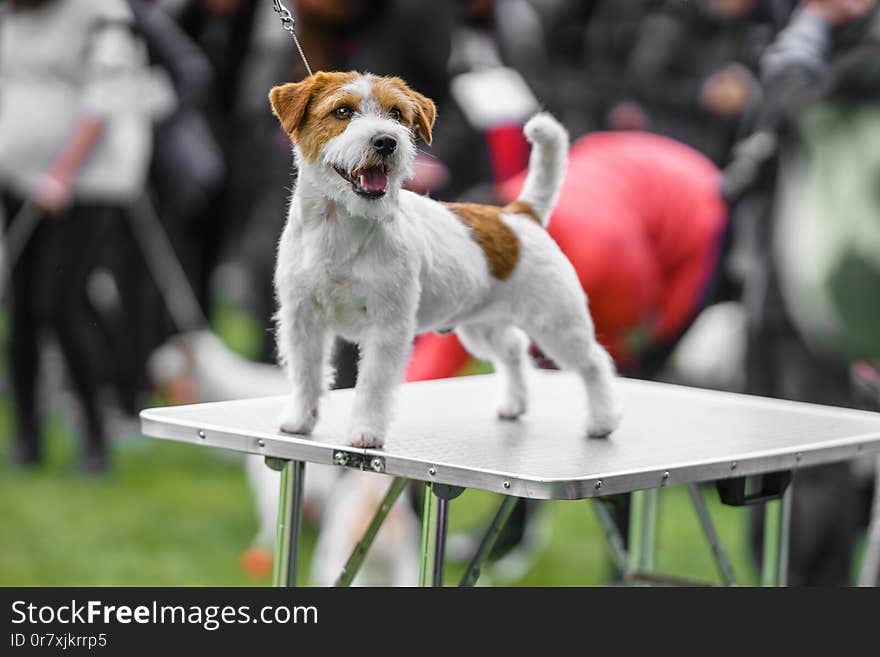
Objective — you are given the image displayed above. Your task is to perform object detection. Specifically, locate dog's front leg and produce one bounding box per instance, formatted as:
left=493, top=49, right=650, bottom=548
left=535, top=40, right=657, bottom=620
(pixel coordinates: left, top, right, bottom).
left=347, top=321, right=415, bottom=448
left=277, top=302, right=328, bottom=435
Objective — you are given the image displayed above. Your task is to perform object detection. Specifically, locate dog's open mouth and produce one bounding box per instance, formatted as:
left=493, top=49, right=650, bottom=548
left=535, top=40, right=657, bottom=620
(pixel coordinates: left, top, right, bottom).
left=334, top=165, right=388, bottom=199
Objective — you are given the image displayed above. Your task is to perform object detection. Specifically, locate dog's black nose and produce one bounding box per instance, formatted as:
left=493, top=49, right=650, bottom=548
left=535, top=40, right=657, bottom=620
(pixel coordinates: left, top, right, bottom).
left=372, top=134, right=397, bottom=157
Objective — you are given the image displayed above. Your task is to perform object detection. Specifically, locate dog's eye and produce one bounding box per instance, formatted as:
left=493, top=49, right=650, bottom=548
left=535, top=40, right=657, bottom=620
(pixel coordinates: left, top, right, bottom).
left=388, top=108, right=402, bottom=122
left=333, top=106, right=353, bottom=120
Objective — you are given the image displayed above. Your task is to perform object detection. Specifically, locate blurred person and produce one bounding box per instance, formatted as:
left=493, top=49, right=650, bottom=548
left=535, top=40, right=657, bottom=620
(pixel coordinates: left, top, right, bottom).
left=0, top=0, right=153, bottom=471
left=531, top=0, right=670, bottom=139
left=445, top=0, right=557, bottom=196
left=144, top=2, right=287, bottom=364
left=168, top=0, right=253, bottom=292
left=86, top=0, right=221, bottom=417
left=454, top=0, right=554, bottom=98
left=549, top=0, right=653, bottom=139
left=723, top=0, right=879, bottom=585
left=617, top=0, right=779, bottom=165
left=134, top=0, right=221, bottom=297
left=175, top=0, right=262, bottom=141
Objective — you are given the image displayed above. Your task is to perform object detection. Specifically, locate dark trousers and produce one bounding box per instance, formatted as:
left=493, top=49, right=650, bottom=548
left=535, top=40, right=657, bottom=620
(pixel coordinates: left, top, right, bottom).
left=3, top=193, right=113, bottom=461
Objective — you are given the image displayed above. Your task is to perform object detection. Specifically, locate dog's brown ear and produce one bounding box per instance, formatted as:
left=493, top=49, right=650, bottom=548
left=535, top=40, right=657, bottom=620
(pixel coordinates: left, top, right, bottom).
left=269, top=78, right=315, bottom=140
left=408, top=89, right=436, bottom=146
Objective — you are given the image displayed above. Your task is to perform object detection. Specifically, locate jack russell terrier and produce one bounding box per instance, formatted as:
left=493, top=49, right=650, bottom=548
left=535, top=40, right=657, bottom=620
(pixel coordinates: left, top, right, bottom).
left=269, top=71, right=622, bottom=448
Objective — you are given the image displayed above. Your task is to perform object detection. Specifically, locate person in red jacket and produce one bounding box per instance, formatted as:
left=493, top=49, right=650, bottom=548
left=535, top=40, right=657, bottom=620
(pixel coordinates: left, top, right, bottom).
left=406, top=130, right=728, bottom=382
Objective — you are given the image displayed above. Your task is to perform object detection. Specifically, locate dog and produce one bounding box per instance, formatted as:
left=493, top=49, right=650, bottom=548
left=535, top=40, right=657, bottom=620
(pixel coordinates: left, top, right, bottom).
left=269, top=71, right=622, bottom=447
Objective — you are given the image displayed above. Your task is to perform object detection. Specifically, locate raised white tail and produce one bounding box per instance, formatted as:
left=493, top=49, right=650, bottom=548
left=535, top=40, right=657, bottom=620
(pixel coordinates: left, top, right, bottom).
left=517, top=113, right=569, bottom=226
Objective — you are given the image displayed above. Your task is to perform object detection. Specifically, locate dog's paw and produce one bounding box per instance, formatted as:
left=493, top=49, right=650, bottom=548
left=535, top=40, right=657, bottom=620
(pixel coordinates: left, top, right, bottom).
left=497, top=396, right=527, bottom=421
left=587, top=403, right=623, bottom=438
left=347, top=426, right=385, bottom=449
left=278, top=403, right=318, bottom=435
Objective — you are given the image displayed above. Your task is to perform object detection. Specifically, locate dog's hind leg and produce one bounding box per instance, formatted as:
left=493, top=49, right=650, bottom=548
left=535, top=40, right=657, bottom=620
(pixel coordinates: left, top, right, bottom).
left=526, top=307, right=622, bottom=437
left=456, top=323, right=530, bottom=420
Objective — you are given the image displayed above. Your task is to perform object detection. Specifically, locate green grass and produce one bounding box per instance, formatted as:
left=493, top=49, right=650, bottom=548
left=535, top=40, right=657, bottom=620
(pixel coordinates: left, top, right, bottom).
left=210, top=299, right=266, bottom=362
left=0, top=418, right=271, bottom=586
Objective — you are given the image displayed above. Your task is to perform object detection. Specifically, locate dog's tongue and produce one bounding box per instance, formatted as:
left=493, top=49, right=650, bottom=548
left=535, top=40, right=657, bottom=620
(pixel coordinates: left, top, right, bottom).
left=357, top=167, right=387, bottom=193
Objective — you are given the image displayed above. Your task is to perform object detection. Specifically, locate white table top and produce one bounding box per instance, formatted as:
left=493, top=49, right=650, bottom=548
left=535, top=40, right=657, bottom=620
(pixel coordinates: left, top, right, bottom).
left=140, top=371, right=880, bottom=499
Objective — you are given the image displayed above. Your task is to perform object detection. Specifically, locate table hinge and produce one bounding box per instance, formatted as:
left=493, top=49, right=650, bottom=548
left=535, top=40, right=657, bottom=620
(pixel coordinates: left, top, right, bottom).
left=332, top=450, right=386, bottom=473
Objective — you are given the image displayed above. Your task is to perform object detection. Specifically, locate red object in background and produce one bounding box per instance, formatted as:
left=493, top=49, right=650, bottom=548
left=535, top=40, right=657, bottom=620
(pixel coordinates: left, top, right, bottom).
left=406, top=333, right=470, bottom=381
left=485, top=122, right=531, bottom=184
left=510, top=131, right=726, bottom=364
left=240, top=546, right=273, bottom=579
left=405, top=131, right=727, bottom=380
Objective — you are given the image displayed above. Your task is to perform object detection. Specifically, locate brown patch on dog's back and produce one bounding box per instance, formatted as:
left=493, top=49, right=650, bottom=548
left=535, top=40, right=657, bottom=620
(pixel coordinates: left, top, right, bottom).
left=444, top=203, right=521, bottom=280
left=502, top=200, right=541, bottom=225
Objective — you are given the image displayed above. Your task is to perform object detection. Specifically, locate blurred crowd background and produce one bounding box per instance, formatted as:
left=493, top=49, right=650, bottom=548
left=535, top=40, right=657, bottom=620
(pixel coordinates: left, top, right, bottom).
left=1, top=0, right=879, bottom=586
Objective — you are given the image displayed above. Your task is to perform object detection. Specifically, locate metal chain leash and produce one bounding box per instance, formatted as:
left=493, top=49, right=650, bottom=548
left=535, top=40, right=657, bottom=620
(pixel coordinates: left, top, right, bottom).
left=272, top=0, right=313, bottom=76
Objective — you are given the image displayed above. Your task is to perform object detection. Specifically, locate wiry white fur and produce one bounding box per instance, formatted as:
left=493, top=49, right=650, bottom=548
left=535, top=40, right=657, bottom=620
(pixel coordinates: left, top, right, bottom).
left=276, top=74, right=621, bottom=447
left=519, top=112, right=569, bottom=225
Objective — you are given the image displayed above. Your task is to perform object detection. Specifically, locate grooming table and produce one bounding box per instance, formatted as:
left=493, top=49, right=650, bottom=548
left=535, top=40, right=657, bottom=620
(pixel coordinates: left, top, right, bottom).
left=140, top=371, right=880, bottom=587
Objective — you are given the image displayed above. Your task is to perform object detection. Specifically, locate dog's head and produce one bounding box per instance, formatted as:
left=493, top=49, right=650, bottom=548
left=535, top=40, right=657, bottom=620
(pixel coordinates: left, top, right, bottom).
left=269, top=71, right=436, bottom=215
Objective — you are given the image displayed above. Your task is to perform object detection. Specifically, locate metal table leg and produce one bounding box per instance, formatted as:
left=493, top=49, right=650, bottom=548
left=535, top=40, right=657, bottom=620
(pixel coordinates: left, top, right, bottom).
left=857, top=455, right=880, bottom=587
left=460, top=495, right=519, bottom=587
left=594, top=493, right=719, bottom=586
left=686, top=484, right=737, bottom=586
left=433, top=496, right=450, bottom=586
left=270, top=459, right=306, bottom=587
left=628, top=489, right=659, bottom=576
left=591, top=498, right=628, bottom=576
left=335, top=477, right=408, bottom=587
left=760, top=483, right=792, bottom=587
left=419, top=482, right=437, bottom=587
left=418, top=482, right=451, bottom=587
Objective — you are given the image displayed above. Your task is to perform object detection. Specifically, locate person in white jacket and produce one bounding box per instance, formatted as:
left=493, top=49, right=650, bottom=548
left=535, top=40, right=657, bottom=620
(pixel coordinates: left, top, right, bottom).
left=0, top=0, right=152, bottom=471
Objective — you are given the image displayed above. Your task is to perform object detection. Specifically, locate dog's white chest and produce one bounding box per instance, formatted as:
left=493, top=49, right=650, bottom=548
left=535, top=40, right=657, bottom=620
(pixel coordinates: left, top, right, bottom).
left=310, top=275, right=370, bottom=328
